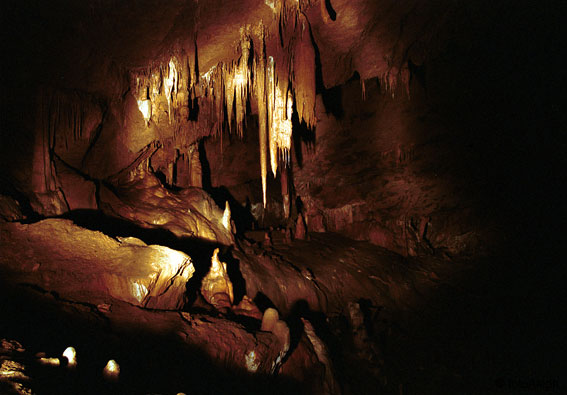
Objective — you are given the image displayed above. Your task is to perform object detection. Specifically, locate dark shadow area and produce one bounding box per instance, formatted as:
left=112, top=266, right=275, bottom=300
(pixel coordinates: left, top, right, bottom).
left=286, top=300, right=342, bottom=370
left=0, top=280, right=305, bottom=395
left=408, top=59, right=426, bottom=91
left=219, top=247, right=247, bottom=305
left=291, top=101, right=316, bottom=168
left=357, top=298, right=382, bottom=338
left=207, top=185, right=257, bottom=235
left=324, top=0, right=337, bottom=21
left=188, top=40, right=200, bottom=121
left=311, top=22, right=344, bottom=120
left=0, top=177, right=43, bottom=223
left=198, top=139, right=212, bottom=191
left=198, top=134, right=258, bottom=234
left=379, top=254, right=566, bottom=394
left=152, top=169, right=183, bottom=192
left=252, top=292, right=276, bottom=313
left=188, top=97, right=200, bottom=121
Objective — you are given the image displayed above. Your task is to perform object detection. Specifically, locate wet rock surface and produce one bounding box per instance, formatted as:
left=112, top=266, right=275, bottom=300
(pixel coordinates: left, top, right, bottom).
left=0, top=219, right=194, bottom=309
left=99, top=172, right=234, bottom=246
left=0, top=215, right=565, bottom=394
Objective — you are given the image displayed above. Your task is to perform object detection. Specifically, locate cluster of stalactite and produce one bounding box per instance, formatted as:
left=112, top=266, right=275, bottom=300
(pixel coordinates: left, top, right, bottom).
left=130, top=0, right=317, bottom=208
left=132, top=53, right=197, bottom=127
left=32, top=88, right=102, bottom=194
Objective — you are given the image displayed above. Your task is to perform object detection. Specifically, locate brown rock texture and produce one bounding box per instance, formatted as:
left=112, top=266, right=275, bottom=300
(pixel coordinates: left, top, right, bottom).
left=0, top=219, right=194, bottom=309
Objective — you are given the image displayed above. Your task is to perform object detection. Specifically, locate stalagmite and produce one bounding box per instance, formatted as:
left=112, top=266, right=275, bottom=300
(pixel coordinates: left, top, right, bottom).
left=103, top=359, right=120, bottom=380
left=222, top=201, right=231, bottom=231
left=62, top=347, right=77, bottom=368
left=272, top=320, right=290, bottom=355
left=200, top=248, right=234, bottom=307
left=261, top=307, right=279, bottom=331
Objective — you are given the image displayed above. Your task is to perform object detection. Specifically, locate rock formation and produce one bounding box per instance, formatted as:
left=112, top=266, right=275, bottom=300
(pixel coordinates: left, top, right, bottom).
left=200, top=248, right=234, bottom=309
left=0, top=0, right=562, bottom=393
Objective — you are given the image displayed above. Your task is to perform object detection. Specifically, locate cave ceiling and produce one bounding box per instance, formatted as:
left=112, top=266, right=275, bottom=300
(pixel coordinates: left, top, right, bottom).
left=7, top=0, right=452, bottom=93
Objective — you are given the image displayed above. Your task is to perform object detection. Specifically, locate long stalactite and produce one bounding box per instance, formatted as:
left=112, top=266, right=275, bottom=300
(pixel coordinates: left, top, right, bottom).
left=128, top=0, right=317, bottom=207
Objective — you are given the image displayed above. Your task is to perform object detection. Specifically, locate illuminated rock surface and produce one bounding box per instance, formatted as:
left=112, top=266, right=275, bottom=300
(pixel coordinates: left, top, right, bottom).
left=200, top=248, right=234, bottom=308
left=0, top=219, right=194, bottom=309
left=99, top=170, right=234, bottom=246
left=0, top=0, right=564, bottom=394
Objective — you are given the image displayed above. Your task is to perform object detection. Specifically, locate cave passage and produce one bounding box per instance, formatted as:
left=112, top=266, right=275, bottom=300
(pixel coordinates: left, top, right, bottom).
left=1, top=0, right=564, bottom=394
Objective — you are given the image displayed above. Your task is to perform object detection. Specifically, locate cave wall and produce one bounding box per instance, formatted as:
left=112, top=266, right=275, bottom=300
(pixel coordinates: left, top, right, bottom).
left=1, top=0, right=564, bottom=258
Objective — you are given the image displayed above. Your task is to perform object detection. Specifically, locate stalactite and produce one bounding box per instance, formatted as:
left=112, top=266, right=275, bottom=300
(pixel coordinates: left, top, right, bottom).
left=220, top=34, right=251, bottom=138
left=235, top=35, right=251, bottom=138
left=267, top=56, right=278, bottom=177
left=125, top=1, right=320, bottom=209
left=255, top=34, right=269, bottom=208
left=212, top=66, right=225, bottom=136
left=163, top=58, right=179, bottom=124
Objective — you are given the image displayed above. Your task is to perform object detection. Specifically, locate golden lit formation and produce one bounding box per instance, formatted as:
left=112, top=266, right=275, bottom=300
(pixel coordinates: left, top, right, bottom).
left=103, top=359, right=120, bottom=379
left=130, top=0, right=315, bottom=208
left=245, top=350, right=259, bottom=373
left=201, top=248, right=234, bottom=307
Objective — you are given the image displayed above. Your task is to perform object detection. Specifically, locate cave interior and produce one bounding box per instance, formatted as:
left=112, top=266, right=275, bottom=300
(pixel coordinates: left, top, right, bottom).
left=0, top=0, right=565, bottom=394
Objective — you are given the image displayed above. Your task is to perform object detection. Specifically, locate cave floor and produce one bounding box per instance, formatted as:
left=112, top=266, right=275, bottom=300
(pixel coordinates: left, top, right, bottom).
left=1, top=218, right=564, bottom=394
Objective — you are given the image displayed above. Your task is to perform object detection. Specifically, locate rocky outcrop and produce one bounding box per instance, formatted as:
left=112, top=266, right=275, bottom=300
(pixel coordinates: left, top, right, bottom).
left=0, top=219, right=194, bottom=309
left=236, top=232, right=418, bottom=315
left=99, top=170, right=234, bottom=246
left=0, top=195, right=24, bottom=222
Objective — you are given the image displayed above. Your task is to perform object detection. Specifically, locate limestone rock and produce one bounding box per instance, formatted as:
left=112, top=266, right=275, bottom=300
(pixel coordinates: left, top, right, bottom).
left=280, top=333, right=326, bottom=393
left=0, top=219, right=194, bottom=310
left=29, top=190, right=69, bottom=217
left=55, top=158, right=97, bottom=210
left=0, top=195, right=24, bottom=222
left=99, top=172, right=234, bottom=246
left=200, top=248, right=234, bottom=308
left=302, top=318, right=341, bottom=395
left=232, top=295, right=262, bottom=320
left=295, top=213, right=307, bottom=240
left=104, top=242, right=195, bottom=310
